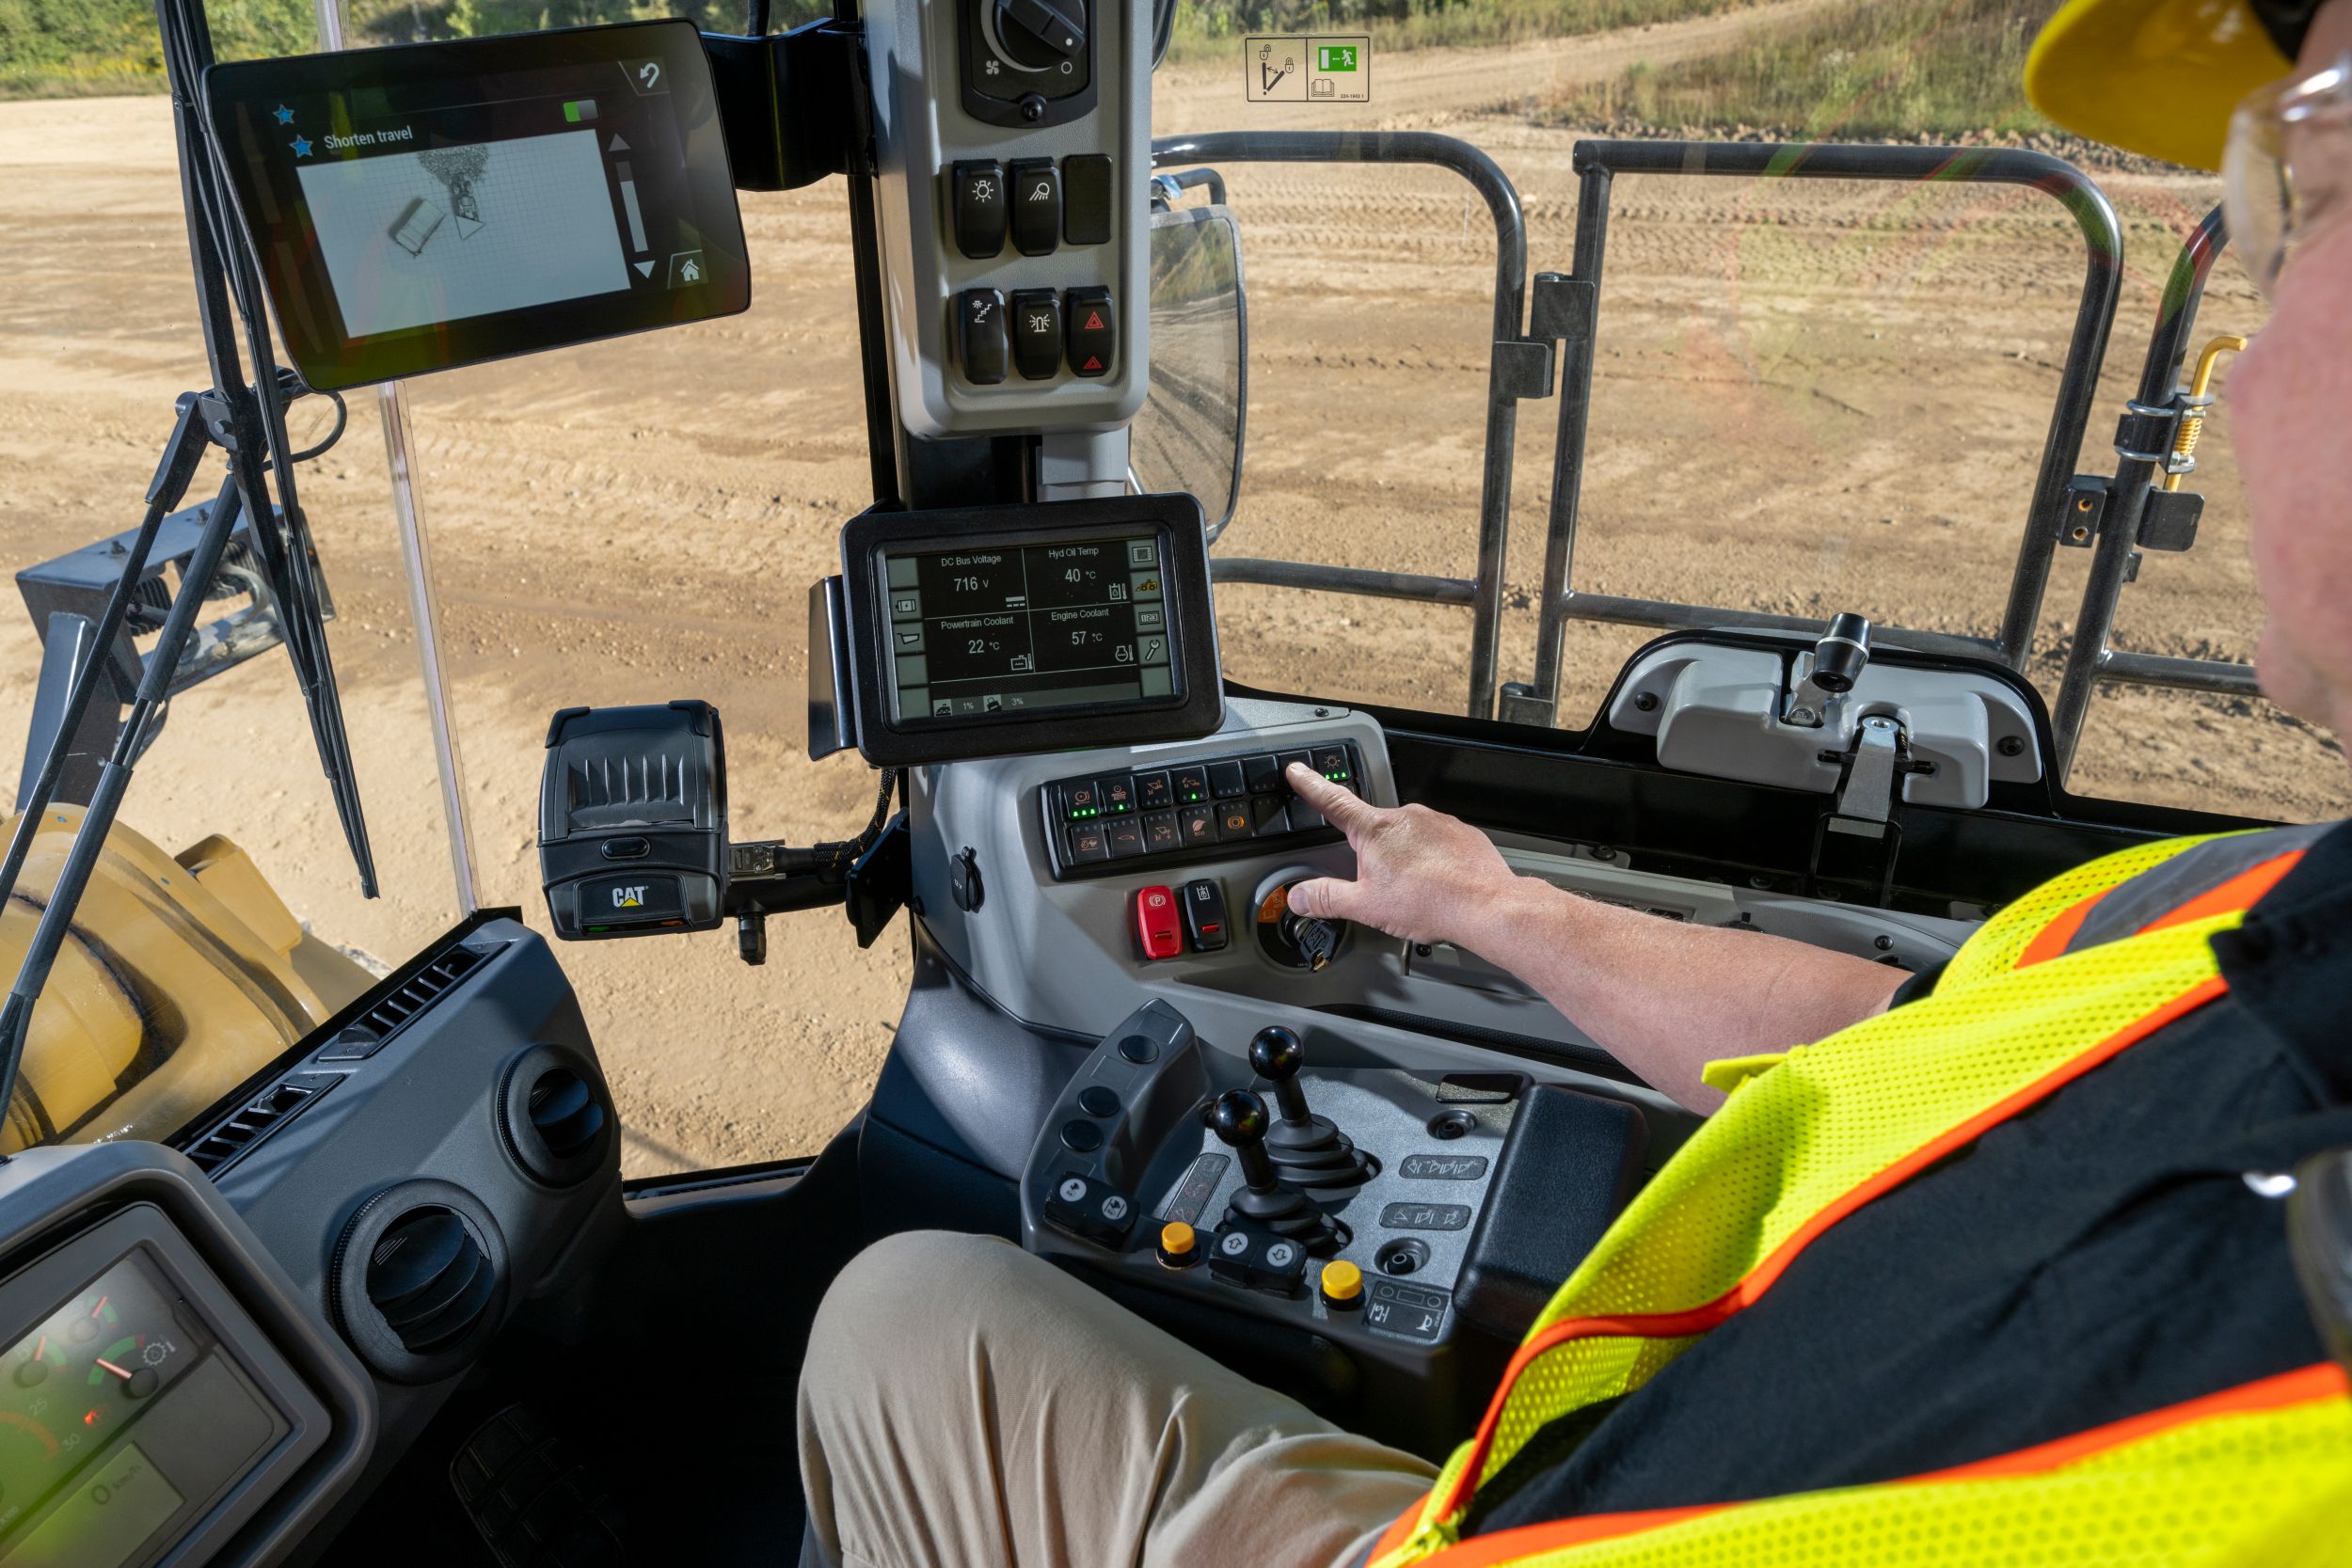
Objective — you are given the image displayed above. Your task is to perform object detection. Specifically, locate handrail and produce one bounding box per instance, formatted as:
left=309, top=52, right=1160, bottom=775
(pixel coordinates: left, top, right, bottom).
left=2048, top=207, right=2254, bottom=780
left=1510, top=139, right=2125, bottom=726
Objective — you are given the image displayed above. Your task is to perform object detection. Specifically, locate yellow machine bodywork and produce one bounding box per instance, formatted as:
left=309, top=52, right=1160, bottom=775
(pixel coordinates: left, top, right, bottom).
left=0, top=805, right=374, bottom=1152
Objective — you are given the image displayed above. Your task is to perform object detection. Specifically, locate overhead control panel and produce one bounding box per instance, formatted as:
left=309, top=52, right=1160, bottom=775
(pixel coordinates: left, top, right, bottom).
left=863, top=0, right=1149, bottom=436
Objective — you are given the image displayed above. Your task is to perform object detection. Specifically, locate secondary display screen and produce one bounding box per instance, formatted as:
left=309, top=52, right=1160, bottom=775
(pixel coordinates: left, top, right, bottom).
left=882, top=529, right=1178, bottom=722
left=204, top=21, right=748, bottom=390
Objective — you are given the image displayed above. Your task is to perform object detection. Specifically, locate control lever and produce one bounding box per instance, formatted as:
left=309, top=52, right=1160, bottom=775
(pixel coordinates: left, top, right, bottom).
left=1208, top=1090, right=1340, bottom=1251
left=1249, top=1027, right=1372, bottom=1188
left=1785, top=611, right=1873, bottom=728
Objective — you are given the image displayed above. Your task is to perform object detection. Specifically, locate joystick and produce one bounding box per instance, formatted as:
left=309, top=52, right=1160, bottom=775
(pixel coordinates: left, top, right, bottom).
left=1249, top=1027, right=1372, bottom=1188
left=1208, top=1090, right=1341, bottom=1252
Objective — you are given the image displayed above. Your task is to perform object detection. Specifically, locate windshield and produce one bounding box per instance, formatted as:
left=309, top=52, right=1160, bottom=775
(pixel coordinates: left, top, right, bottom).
left=5, top=0, right=2343, bottom=1175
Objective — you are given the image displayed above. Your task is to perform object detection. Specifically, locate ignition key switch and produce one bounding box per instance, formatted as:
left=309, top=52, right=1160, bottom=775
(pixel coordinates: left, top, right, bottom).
left=1253, top=877, right=1345, bottom=972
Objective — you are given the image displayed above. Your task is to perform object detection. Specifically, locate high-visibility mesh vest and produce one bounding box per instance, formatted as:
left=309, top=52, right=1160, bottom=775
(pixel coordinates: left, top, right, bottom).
left=1371, top=827, right=2352, bottom=1568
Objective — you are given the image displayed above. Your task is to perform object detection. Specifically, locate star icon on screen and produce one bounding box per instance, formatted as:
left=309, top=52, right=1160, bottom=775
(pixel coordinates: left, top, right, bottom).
left=273, top=104, right=294, bottom=124
left=290, top=135, right=312, bottom=156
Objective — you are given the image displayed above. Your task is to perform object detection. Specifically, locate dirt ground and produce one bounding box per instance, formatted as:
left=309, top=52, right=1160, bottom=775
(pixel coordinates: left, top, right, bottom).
left=2, top=0, right=2344, bottom=1176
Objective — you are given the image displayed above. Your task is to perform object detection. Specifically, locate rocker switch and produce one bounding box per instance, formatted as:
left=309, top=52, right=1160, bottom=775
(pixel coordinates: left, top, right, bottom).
left=1009, top=160, right=1061, bottom=256
left=951, top=161, right=1008, bottom=259
left=1010, top=289, right=1062, bottom=380
left=1135, top=885, right=1183, bottom=960
left=957, top=290, right=1009, bottom=385
left=1182, top=879, right=1228, bottom=952
left=1067, top=286, right=1116, bottom=377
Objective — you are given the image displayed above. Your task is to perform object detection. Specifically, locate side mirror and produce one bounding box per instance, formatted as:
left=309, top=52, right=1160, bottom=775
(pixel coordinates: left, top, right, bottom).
left=1132, top=198, right=1248, bottom=540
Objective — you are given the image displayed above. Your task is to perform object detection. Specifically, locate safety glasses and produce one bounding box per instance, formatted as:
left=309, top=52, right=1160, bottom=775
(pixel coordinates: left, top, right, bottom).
left=2225, top=50, right=2352, bottom=294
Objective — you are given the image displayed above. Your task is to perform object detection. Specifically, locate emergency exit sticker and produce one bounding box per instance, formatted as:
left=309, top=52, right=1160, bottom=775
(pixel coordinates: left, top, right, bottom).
left=1244, top=35, right=1371, bottom=103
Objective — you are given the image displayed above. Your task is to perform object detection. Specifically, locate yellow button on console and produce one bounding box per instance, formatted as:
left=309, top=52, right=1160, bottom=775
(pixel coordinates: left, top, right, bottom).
left=1320, top=1259, right=1363, bottom=1307
left=1157, top=1222, right=1199, bottom=1268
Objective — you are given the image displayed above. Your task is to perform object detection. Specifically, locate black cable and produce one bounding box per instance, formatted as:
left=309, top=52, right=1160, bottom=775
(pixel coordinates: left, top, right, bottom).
left=285, top=389, right=348, bottom=465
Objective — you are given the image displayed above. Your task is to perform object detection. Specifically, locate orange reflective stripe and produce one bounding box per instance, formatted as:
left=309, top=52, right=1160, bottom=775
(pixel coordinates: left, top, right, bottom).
left=1411, top=1364, right=2351, bottom=1565
left=1428, top=970, right=2231, bottom=1524
left=1915, top=1361, right=2348, bottom=1481
left=2137, top=848, right=2304, bottom=935
left=2013, top=886, right=2106, bottom=968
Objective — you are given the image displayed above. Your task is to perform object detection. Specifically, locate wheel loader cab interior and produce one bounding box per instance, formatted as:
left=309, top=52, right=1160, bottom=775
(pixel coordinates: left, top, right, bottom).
left=0, top=4, right=2328, bottom=1568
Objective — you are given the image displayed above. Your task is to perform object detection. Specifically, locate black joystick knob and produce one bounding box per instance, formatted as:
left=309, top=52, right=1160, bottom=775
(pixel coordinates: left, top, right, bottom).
left=1811, top=612, right=1873, bottom=694
left=1249, top=1026, right=1310, bottom=1122
left=1210, top=1089, right=1279, bottom=1195
left=1248, top=1027, right=1374, bottom=1189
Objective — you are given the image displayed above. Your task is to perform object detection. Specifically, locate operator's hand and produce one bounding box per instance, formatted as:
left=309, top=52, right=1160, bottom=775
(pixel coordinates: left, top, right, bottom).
left=1282, top=763, right=1518, bottom=947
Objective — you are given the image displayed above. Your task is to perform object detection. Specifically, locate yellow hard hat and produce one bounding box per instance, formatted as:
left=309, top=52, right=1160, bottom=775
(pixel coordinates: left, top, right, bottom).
left=2026, top=0, right=2311, bottom=169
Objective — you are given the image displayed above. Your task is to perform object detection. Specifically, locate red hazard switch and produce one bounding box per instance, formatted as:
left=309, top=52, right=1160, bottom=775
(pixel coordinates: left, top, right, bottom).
left=1135, top=884, right=1183, bottom=959
left=1066, top=286, right=1116, bottom=378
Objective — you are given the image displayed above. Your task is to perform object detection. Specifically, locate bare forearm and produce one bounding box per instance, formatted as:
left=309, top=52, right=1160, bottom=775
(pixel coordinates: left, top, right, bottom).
left=1465, top=878, right=1908, bottom=1114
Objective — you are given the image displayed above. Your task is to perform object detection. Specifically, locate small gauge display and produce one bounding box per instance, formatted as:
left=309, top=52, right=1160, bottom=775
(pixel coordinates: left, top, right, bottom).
left=0, top=1252, right=213, bottom=1541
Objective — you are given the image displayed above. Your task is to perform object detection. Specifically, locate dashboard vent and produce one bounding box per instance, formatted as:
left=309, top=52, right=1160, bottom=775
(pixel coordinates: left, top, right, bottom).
left=529, top=1069, right=605, bottom=1161
left=183, top=1074, right=335, bottom=1176
left=366, top=1207, right=498, bottom=1355
left=497, top=1044, right=615, bottom=1186
left=321, top=943, right=492, bottom=1060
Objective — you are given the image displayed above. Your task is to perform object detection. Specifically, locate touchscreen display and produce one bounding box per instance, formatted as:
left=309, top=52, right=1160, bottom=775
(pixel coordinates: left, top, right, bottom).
left=882, top=529, right=1179, bottom=722
left=204, top=21, right=747, bottom=390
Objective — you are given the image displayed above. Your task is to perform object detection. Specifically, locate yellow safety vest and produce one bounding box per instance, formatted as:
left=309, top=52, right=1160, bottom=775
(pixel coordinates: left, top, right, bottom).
left=1371, top=829, right=2352, bottom=1568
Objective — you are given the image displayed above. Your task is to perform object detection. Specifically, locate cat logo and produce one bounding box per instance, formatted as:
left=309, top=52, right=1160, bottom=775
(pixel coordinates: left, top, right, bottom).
left=612, top=886, right=647, bottom=909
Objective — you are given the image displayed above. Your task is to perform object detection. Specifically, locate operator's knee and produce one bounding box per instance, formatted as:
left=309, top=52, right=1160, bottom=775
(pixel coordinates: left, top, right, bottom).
left=803, top=1229, right=1026, bottom=1408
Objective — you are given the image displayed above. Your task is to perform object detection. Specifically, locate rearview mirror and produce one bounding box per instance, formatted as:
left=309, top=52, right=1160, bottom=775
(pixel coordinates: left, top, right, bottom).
left=1132, top=201, right=1248, bottom=540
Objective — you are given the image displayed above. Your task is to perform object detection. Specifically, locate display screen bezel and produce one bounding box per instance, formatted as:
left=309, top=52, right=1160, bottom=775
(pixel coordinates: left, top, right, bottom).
left=201, top=19, right=749, bottom=392
left=839, top=496, right=1224, bottom=766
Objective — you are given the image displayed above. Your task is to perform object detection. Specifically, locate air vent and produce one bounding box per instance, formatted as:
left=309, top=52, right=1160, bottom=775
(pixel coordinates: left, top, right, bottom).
left=320, top=943, right=492, bottom=1061
left=529, top=1069, right=604, bottom=1160
left=497, top=1044, right=614, bottom=1186
left=367, top=1207, right=498, bottom=1355
left=183, top=1074, right=335, bottom=1176
left=333, top=1179, right=508, bottom=1384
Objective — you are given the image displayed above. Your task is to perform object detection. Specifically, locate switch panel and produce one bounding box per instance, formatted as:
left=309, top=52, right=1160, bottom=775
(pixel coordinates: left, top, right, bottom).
left=861, top=0, right=1148, bottom=436
left=1042, top=743, right=1363, bottom=879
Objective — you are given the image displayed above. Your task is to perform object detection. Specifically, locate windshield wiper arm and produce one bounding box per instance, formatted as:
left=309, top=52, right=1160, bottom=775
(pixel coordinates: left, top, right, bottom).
left=0, top=474, right=250, bottom=1128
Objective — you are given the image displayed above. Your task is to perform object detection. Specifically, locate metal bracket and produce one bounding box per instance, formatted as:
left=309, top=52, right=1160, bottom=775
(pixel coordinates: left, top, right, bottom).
left=2058, top=475, right=2109, bottom=547
left=1497, top=680, right=1553, bottom=727
left=1529, top=273, right=1597, bottom=346
left=2113, top=399, right=2184, bottom=467
left=1830, top=715, right=1904, bottom=826
left=2137, top=487, right=2202, bottom=552
left=702, top=19, right=865, bottom=191
left=1807, top=714, right=1908, bottom=906
left=1492, top=339, right=1556, bottom=401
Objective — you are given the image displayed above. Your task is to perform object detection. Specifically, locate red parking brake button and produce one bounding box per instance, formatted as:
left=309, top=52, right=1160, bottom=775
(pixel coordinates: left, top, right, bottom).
left=1135, top=885, right=1183, bottom=960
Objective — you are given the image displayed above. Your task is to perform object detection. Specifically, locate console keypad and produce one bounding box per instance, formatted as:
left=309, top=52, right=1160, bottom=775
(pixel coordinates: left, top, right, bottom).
left=1044, top=742, right=1362, bottom=878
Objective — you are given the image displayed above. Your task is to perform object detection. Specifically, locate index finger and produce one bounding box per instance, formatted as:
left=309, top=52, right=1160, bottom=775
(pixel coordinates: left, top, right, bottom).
left=1286, top=762, right=1378, bottom=836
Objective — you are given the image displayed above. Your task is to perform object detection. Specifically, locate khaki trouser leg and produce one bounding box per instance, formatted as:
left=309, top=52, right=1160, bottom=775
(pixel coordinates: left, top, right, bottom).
left=798, top=1230, right=1438, bottom=1568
